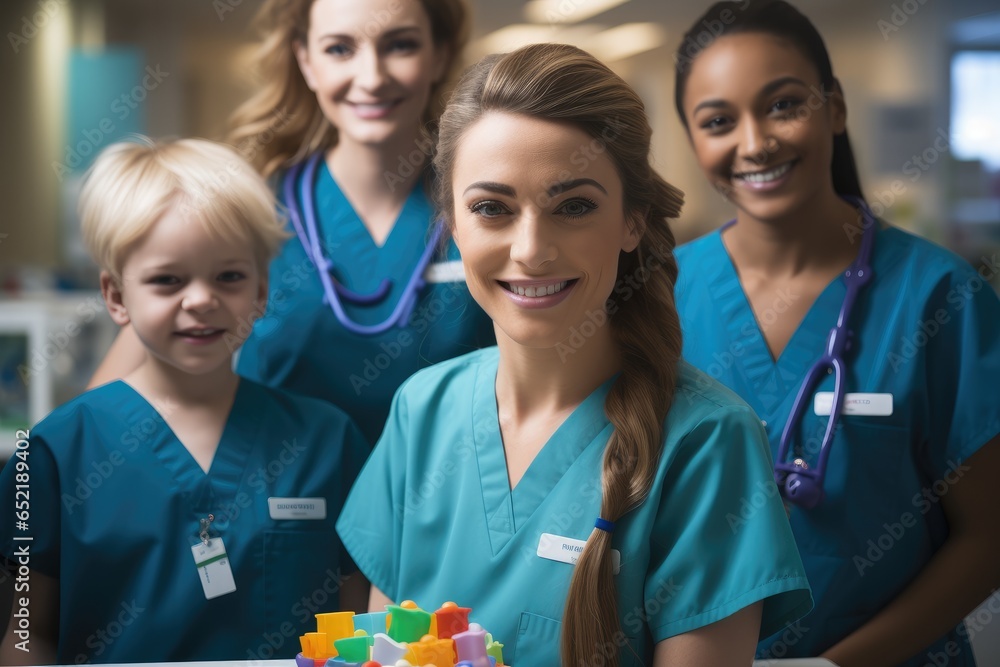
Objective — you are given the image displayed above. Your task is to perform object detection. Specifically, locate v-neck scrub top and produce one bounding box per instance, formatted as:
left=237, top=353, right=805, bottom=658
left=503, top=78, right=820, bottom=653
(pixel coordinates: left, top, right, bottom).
left=675, top=225, right=1000, bottom=665
left=238, top=163, right=495, bottom=445
left=336, top=348, right=812, bottom=667
left=0, top=379, right=368, bottom=664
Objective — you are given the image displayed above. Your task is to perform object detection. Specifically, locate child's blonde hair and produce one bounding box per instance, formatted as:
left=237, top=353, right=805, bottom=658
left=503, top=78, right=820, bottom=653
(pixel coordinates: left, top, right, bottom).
left=80, top=136, right=289, bottom=284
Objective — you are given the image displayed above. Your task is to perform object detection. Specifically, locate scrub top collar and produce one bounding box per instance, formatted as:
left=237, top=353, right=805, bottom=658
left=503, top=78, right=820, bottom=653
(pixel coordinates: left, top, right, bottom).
left=111, top=379, right=257, bottom=513
left=704, top=224, right=892, bottom=417
left=472, top=359, right=618, bottom=555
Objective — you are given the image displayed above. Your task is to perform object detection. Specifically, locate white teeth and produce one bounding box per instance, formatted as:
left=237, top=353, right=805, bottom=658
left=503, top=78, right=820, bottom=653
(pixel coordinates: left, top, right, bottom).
left=737, top=162, right=792, bottom=183
left=510, top=281, right=568, bottom=297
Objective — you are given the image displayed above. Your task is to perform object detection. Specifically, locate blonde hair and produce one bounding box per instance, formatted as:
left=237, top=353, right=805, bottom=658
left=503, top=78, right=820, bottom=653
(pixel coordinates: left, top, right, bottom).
left=79, top=136, right=289, bottom=284
left=226, top=0, right=470, bottom=178
left=433, top=43, right=685, bottom=666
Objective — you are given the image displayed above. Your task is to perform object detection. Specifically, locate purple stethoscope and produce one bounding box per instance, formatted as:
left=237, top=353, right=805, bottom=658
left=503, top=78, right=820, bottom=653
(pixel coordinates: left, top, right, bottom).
left=729, top=196, right=877, bottom=509
left=282, top=152, right=445, bottom=336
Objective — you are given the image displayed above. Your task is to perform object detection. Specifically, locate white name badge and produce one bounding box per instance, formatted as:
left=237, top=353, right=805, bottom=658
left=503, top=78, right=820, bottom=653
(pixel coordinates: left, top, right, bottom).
left=423, top=260, right=466, bottom=284
left=537, top=533, right=621, bottom=574
left=268, top=497, right=327, bottom=520
left=191, top=538, right=237, bottom=600
left=814, top=392, right=893, bottom=417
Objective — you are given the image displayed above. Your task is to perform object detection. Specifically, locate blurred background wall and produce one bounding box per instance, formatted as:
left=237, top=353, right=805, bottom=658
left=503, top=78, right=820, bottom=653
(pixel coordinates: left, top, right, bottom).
left=0, top=0, right=999, bottom=661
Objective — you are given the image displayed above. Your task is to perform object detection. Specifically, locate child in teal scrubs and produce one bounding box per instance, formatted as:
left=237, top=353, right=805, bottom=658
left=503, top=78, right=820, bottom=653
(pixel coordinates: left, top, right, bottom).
left=672, top=2, right=1000, bottom=665
left=336, top=43, right=812, bottom=667
left=0, top=138, right=369, bottom=664
left=90, top=0, right=494, bottom=445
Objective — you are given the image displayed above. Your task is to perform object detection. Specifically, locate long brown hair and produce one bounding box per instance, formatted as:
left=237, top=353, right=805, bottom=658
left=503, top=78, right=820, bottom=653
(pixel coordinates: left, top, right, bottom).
left=433, top=43, right=684, bottom=667
left=226, top=0, right=470, bottom=178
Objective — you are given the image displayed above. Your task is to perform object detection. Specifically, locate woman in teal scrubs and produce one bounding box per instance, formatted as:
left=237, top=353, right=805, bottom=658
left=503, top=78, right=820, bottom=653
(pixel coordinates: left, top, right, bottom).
left=672, top=2, right=1000, bottom=665
left=337, top=43, right=812, bottom=667
left=89, top=0, right=494, bottom=445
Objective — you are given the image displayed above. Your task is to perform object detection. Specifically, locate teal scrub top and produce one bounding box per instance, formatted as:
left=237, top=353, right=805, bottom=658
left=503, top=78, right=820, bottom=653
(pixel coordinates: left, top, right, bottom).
left=238, top=163, right=495, bottom=445
left=675, top=224, right=1000, bottom=665
left=336, top=348, right=812, bottom=667
left=0, top=379, right=368, bottom=664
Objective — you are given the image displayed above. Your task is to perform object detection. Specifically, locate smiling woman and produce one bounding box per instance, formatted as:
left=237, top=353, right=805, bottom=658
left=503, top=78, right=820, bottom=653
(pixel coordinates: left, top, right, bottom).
left=671, top=2, right=1000, bottom=666
left=89, top=0, right=495, bottom=447
left=335, top=42, right=813, bottom=667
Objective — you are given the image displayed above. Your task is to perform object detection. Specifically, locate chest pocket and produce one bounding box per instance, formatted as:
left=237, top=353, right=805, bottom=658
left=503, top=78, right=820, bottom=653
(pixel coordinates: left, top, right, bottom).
left=263, top=528, right=338, bottom=655
left=512, top=612, right=643, bottom=667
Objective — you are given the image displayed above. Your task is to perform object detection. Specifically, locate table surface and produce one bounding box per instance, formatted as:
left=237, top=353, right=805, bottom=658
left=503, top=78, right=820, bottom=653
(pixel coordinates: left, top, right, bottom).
left=24, top=659, right=840, bottom=666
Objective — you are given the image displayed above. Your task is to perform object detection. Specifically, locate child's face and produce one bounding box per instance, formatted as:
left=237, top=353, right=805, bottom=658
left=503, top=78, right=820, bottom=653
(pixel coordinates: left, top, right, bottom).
left=295, top=0, right=447, bottom=149
left=450, top=112, right=639, bottom=351
left=681, top=32, right=846, bottom=223
left=103, top=203, right=268, bottom=378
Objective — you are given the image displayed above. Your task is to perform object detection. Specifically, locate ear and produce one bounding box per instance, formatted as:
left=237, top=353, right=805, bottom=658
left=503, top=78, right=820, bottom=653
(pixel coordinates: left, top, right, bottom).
left=828, top=79, right=847, bottom=135
left=621, top=210, right=643, bottom=253
left=294, top=39, right=318, bottom=92
left=101, top=270, right=131, bottom=326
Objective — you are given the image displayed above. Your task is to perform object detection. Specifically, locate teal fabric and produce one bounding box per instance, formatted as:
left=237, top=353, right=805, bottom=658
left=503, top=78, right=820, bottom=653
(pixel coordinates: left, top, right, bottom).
left=336, top=348, right=812, bottom=667
left=0, top=379, right=368, bottom=663
left=238, top=164, right=494, bottom=445
left=675, top=224, right=1000, bottom=665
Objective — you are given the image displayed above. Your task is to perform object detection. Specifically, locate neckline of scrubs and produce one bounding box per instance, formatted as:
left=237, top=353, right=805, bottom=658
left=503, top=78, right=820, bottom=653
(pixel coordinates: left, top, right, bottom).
left=705, top=226, right=886, bottom=416
left=112, top=379, right=259, bottom=509
left=472, top=354, right=617, bottom=555
left=313, top=158, right=432, bottom=254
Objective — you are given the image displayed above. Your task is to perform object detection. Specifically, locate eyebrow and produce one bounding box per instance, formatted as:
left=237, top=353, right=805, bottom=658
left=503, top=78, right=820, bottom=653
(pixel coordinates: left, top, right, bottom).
left=692, top=76, right=811, bottom=115
left=463, top=181, right=516, bottom=196
left=318, top=26, right=422, bottom=42
left=547, top=178, right=607, bottom=196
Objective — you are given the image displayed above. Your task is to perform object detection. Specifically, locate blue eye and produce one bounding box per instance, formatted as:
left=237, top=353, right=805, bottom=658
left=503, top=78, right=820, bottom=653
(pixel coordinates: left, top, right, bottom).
left=556, top=198, right=597, bottom=218
left=386, top=39, right=419, bottom=54
left=324, top=43, right=352, bottom=57
left=469, top=200, right=510, bottom=218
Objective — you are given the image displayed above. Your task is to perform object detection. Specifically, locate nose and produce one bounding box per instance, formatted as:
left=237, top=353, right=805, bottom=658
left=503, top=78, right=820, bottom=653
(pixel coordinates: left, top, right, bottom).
left=181, top=281, right=219, bottom=314
left=354, top=44, right=388, bottom=92
left=738, top=115, right=774, bottom=164
left=509, top=214, right=557, bottom=270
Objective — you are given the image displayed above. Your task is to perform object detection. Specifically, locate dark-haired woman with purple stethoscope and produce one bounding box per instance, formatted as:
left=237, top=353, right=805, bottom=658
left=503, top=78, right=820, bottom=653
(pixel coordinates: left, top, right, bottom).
left=672, top=2, right=1000, bottom=666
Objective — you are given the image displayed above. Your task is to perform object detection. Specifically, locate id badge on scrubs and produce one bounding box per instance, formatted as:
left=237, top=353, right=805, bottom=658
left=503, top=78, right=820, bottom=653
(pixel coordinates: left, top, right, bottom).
left=191, top=539, right=237, bottom=599
left=537, top=533, right=621, bottom=574
left=814, top=392, right=893, bottom=416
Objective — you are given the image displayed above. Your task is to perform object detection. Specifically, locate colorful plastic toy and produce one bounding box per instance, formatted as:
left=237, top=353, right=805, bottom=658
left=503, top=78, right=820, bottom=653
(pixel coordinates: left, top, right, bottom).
left=294, top=601, right=507, bottom=667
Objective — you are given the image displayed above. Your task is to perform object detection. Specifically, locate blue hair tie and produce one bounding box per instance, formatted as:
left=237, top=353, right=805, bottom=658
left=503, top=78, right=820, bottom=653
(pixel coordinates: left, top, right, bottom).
left=595, top=517, right=615, bottom=533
